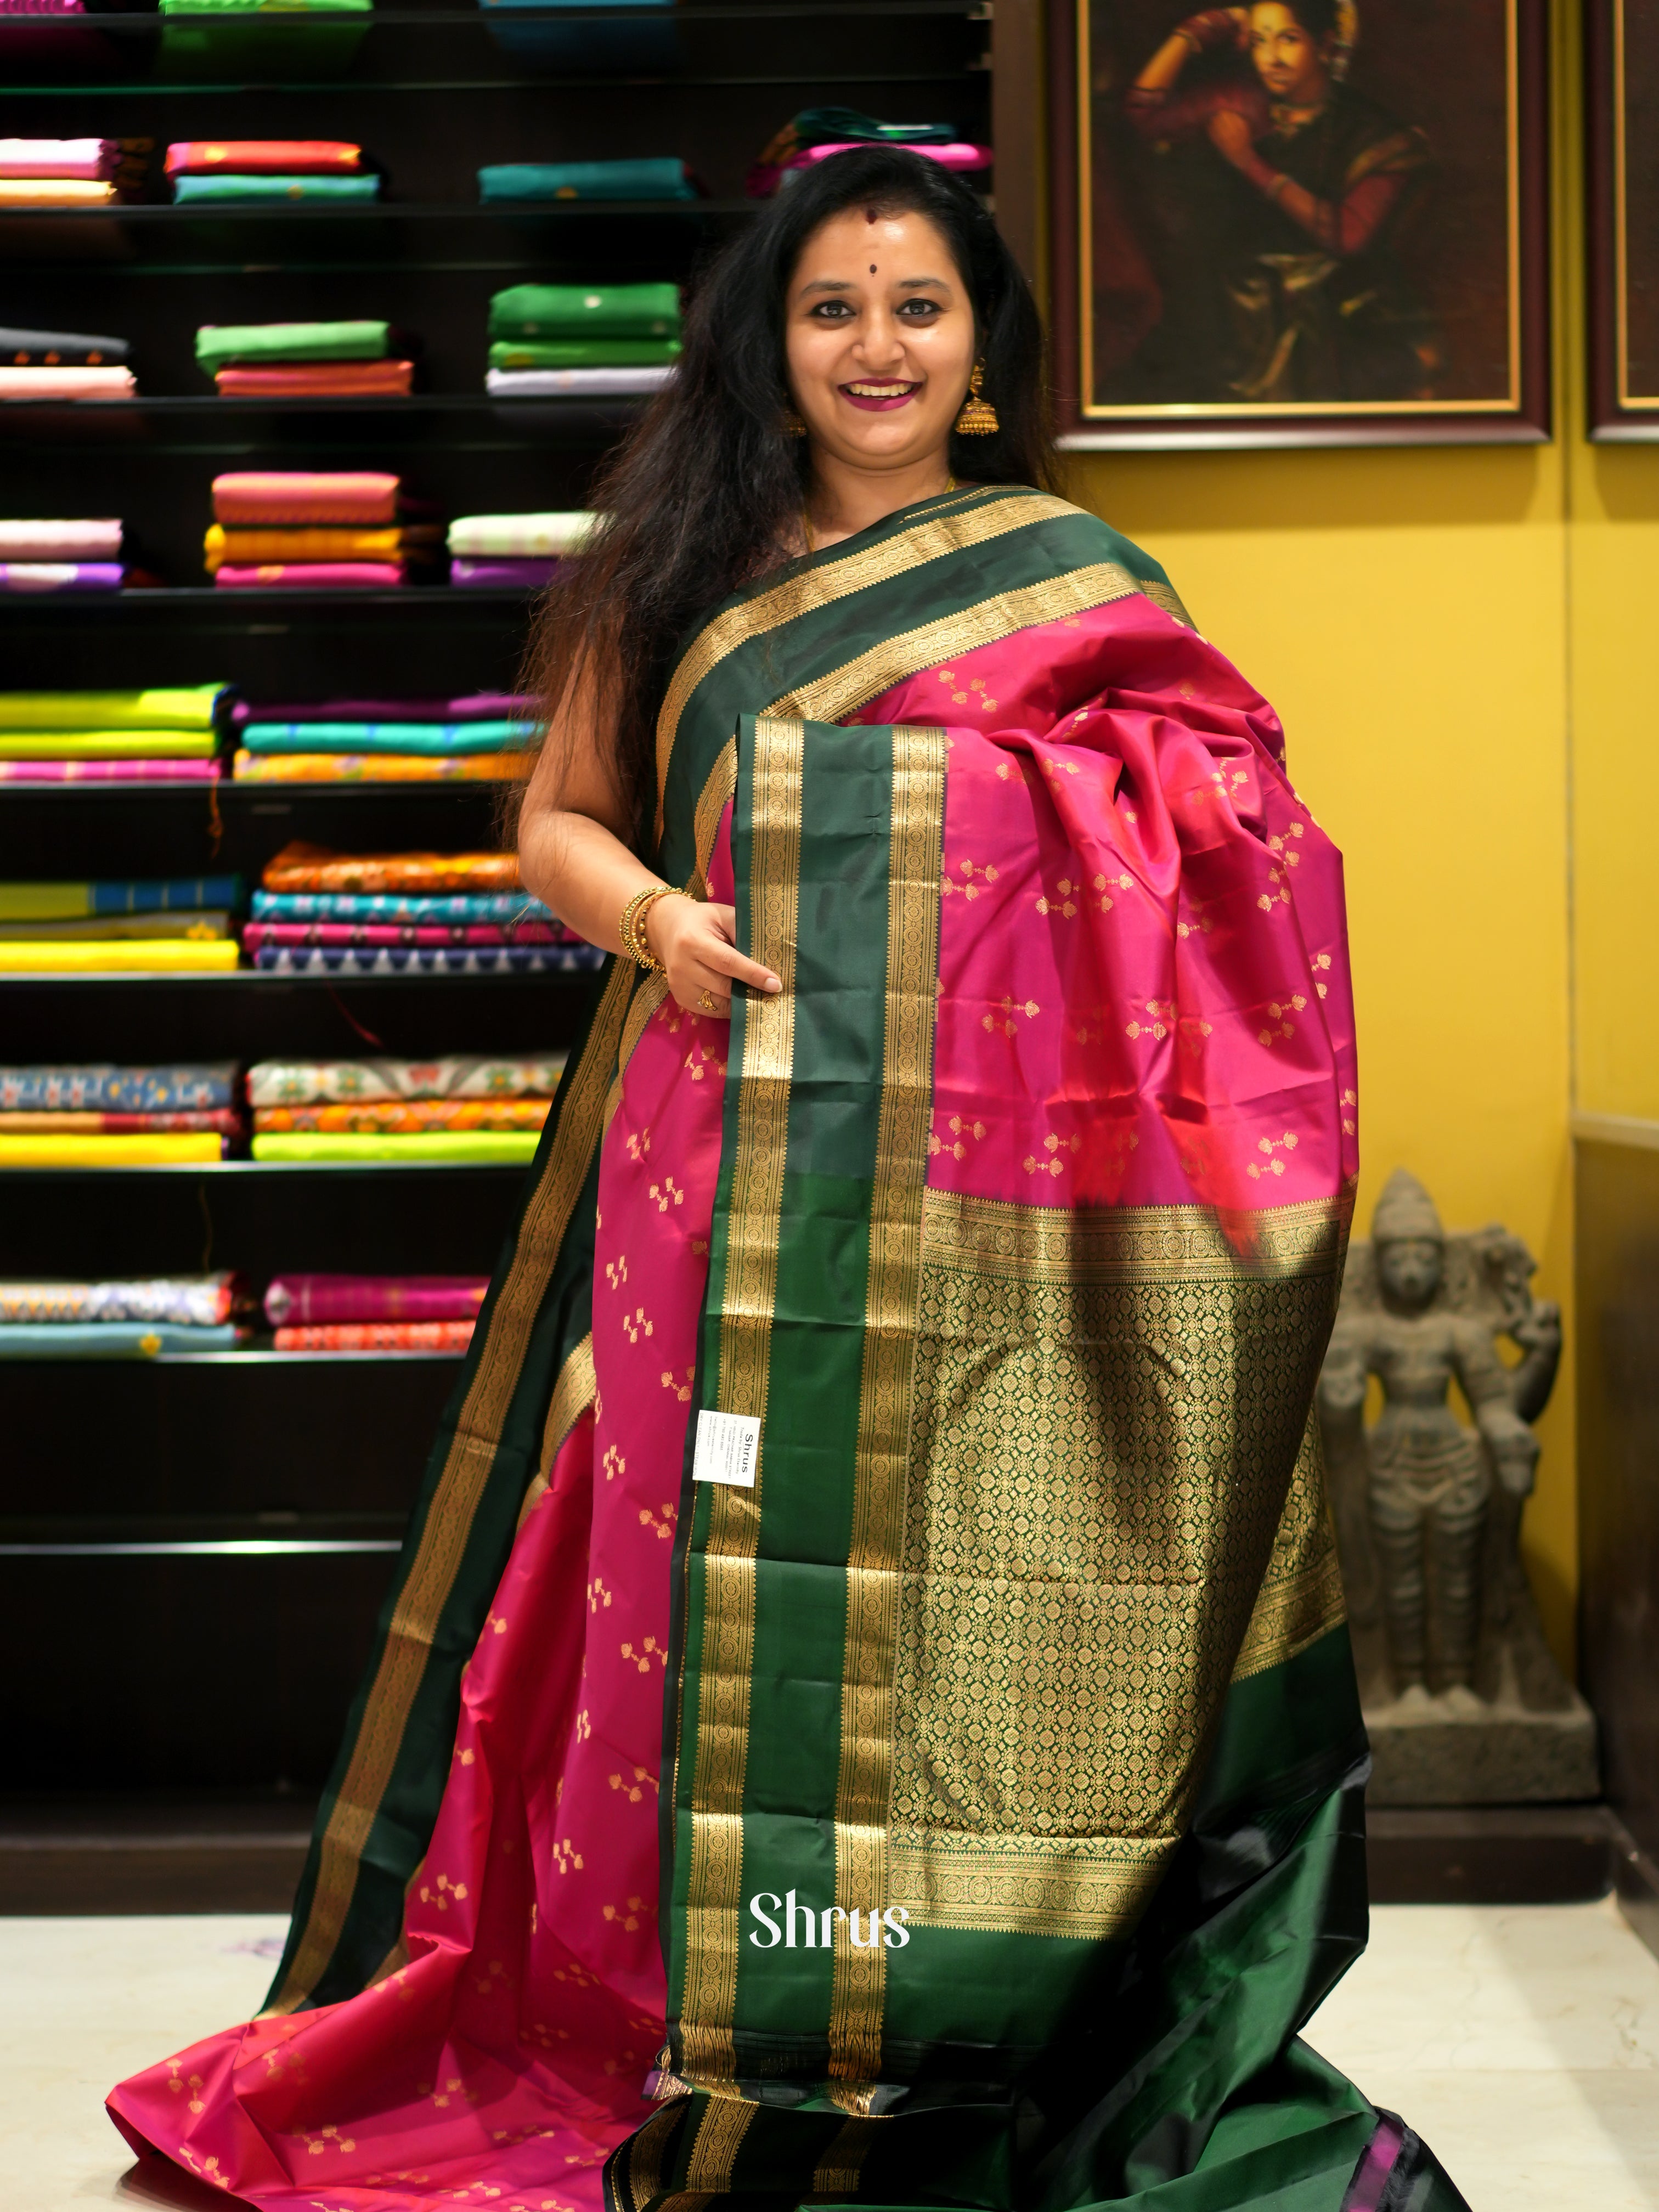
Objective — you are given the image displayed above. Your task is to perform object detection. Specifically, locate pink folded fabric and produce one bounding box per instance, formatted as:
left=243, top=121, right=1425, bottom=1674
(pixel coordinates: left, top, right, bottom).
left=787, top=140, right=992, bottom=172
left=0, top=138, right=115, bottom=179
left=264, top=1273, right=489, bottom=1325
left=213, top=562, right=405, bottom=589
left=214, top=363, right=415, bottom=399
left=0, top=759, right=224, bottom=783
left=0, top=519, right=121, bottom=560
left=0, top=366, right=134, bottom=399
left=211, top=470, right=401, bottom=526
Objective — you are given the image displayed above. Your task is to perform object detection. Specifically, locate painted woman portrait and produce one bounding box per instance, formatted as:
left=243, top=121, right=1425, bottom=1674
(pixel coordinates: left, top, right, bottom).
left=1102, top=0, right=1440, bottom=404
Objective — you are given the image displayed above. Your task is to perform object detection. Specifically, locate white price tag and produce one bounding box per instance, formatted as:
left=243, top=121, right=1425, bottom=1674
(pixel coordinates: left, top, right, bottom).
left=693, top=1409, right=761, bottom=1488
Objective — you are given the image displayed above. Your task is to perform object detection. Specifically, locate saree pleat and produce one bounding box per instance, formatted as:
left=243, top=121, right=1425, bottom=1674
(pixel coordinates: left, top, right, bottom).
left=109, top=486, right=1469, bottom=2212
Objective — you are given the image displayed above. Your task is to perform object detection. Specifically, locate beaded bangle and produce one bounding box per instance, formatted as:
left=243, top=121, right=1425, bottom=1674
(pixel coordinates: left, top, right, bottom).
left=619, top=883, right=679, bottom=974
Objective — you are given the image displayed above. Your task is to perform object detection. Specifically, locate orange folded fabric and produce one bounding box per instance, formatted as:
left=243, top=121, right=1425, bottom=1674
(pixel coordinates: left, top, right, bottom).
left=273, top=1320, right=475, bottom=1352
left=254, top=1098, right=550, bottom=1134
left=210, top=471, right=400, bottom=526
left=165, top=141, right=364, bottom=177
left=262, top=842, right=520, bottom=894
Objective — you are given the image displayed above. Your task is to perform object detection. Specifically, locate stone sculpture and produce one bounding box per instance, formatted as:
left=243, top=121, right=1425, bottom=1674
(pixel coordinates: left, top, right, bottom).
left=1317, top=1169, right=1597, bottom=1803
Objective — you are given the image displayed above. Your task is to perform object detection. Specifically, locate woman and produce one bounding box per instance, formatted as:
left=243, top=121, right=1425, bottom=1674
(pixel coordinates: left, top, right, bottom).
left=109, top=148, right=1467, bottom=2212
left=1123, top=0, right=1437, bottom=403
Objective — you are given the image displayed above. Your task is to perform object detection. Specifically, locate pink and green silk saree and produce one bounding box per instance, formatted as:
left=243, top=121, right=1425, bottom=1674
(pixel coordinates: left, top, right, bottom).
left=109, top=484, right=1469, bottom=2212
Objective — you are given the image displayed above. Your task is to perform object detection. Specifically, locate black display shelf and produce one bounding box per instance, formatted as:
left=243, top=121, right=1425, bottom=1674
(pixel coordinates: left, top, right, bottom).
left=0, top=0, right=991, bottom=1794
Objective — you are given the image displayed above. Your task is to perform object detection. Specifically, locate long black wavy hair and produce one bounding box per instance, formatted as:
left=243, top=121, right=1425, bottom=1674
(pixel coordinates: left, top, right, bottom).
left=523, top=143, right=1055, bottom=850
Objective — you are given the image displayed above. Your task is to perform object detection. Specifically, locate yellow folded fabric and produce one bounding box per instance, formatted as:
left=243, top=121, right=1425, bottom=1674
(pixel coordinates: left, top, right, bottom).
left=0, top=180, right=115, bottom=208
left=0, top=687, right=225, bottom=731
left=0, top=913, right=232, bottom=941
left=0, top=940, right=240, bottom=970
left=0, top=1134, right=223, bottom=1164
left=252, top=1131, right=540, bottom=1163
left=0, top=731, right=219, bottom=759
left=204, top=523, right=410, bottom=570
left=232, top=750, right=531, bottom=783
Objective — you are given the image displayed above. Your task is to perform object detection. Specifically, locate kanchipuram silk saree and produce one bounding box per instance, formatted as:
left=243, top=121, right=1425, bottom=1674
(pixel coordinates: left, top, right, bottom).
left=110, top=485, right=1469, bottom=2212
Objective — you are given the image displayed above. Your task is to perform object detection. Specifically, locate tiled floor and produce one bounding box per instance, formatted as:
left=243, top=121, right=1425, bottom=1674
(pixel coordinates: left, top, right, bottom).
left=5, top=1899, right=1657, bottom=2209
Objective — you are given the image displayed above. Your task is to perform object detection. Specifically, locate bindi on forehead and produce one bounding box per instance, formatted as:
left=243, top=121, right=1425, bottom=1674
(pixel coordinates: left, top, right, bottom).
left=869, top=263, right=877, bottom=274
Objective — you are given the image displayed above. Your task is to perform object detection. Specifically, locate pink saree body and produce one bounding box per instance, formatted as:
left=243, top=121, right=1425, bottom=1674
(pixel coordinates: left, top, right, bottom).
left=109, top=574, right=1355, bottom=2209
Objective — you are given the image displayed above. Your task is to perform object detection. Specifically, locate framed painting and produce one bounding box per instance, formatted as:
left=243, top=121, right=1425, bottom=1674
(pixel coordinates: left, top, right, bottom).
left=1048, top=0, right=1551, bottom=447
left=1588, top=0, right=1659, bottom=436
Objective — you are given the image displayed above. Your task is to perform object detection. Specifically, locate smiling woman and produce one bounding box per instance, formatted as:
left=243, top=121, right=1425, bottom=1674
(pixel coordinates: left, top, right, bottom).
left=108, top=146, right=1468, bottom=2212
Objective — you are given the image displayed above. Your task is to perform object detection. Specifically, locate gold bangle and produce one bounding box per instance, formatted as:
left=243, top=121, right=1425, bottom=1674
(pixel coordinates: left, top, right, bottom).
left=619, top=883, right=678, bottom=973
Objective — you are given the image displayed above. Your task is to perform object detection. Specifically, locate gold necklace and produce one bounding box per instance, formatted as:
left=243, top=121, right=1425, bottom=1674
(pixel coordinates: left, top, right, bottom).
left=802, top=474, right=956, bottom=555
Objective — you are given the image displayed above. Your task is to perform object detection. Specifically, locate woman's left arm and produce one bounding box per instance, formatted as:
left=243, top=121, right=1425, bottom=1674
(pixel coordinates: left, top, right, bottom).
left=1206, top=111, right=1407, bottom=253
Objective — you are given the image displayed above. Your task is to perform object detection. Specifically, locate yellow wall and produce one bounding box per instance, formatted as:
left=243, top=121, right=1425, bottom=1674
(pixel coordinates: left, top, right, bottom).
left=1052, top=0, right=1622, bottom=1669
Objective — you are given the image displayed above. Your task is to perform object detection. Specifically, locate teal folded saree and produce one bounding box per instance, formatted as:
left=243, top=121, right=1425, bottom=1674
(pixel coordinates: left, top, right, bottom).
left=175, top=176, right=381, bottom=205
left=478, top=159, right=697, bottom=202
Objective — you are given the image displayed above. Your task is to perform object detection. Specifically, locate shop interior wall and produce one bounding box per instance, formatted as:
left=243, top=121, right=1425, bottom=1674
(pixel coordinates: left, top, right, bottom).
left=1024, top=0, right=1618, bottom=1672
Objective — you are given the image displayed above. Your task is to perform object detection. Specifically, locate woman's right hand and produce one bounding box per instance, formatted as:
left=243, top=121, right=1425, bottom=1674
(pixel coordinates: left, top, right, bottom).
left=645, top=893, right=782, bottom=1017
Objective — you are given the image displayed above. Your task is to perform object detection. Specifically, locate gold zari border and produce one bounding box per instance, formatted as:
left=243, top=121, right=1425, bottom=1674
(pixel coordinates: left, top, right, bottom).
left=920, top=1186, right=1351, bottom=1284
left=268, top=955, right=640, bottom=2015
left=828, top=725, right=947, bottom=2108
left=518, top=1332, right=599, bottom=1529
left=888, top=1833, right=1176, bottom=1940
left=678, top=715, right=804, bottom=2080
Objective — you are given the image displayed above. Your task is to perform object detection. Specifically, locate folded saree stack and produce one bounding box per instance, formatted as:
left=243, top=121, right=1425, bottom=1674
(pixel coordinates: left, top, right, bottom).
left=245, top=838, right=591, bottom=969
left=248, top=1051, right=566, bottom=1160
left=166, top=139, right=380, bottom=206
left=0, top=136, right=147, bottom=209
left=0, top=872, right=241, bottom=971
left=0, top=1061, right=242, bottom=1161
left=196, top=319, right=414, bottom=400
left=485, top=281, right=680, bottom=401
left=230, top=696, right=541, bottom=786
left=0, top=516, right=124, bottom=595
left=264, top=1271, right=488, bottom=1351
left=0, top=1271, right=246, bottom=1356
left=0, top=685, right=229, bottom=786
left=746, top=105, right=992, bottom=195
left=447, top=509, right=596, bottom=591
left=0, top=314, right=134, bottom=402
left=206, top=471, right=432, bottom=589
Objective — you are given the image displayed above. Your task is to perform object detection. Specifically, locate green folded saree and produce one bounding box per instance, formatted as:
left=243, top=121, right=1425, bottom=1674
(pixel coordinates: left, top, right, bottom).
left=195, top=321, right=390, bottom=371
left=251, top=1131, right=540, bottom=1163
left=487, top=338, right=682, bottom=370
left=487, top=281, right=681, bottom=342
left=0, top=731, right=218, bottom=759
left=175, top=177, right=381, bottom=205
left=0, top=686, right=226, bottom=731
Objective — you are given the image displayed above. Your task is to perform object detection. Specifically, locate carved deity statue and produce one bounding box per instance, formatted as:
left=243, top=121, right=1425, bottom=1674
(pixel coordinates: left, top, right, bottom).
left=1316, top=1170, right=1594, bottom=1801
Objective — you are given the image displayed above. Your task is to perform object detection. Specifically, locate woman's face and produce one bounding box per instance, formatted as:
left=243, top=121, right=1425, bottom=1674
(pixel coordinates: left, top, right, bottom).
left=1247, top=3, right=1332, bottom=104
left=783, top=205, right=975, bottom=473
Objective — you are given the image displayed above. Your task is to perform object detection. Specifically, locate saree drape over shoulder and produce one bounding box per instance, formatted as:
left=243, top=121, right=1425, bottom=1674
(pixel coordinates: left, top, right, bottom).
left=109, top=486, right=1468, bottom=2212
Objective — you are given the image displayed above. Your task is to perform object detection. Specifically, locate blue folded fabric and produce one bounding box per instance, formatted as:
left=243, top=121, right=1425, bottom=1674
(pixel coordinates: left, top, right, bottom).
left=0, top=1063, right=238, bottom=1113
left=241, top=720, right=538, bottom=755
left=250, top=891, right=554, bottom=923
left=479, top=0, right=679, bottom=73
left=478, top=159, right=697, bottom=203
left=0, top=1322, right=242, bottom=1358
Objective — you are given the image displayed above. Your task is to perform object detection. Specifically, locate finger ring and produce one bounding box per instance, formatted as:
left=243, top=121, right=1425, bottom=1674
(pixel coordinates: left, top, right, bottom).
left=698, top=989, right=721, bottom=1014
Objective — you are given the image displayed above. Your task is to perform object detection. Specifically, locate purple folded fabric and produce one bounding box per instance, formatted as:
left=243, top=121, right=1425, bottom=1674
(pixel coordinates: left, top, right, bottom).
left=228, top=692, right=534, bottom=727
left=0, top=562, right=122, bottom=593
left=0, top=758, right=224, bottom=783
left=450, top=557, right=563, bottom=590
left=213, top=562, right=406, bottom=590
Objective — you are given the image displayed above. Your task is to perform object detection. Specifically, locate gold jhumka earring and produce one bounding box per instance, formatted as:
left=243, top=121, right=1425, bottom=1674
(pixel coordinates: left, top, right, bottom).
left=781, top=405, right=808, bottom=437
left=953, top=364, right=998, bottom=435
